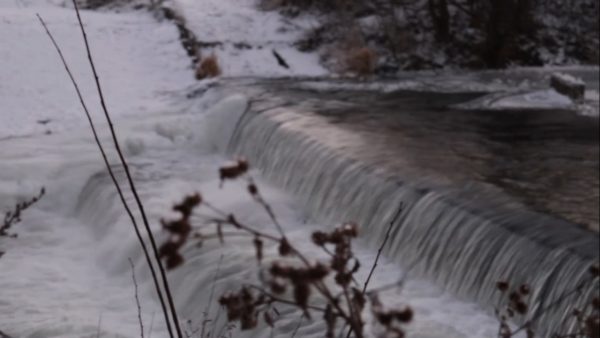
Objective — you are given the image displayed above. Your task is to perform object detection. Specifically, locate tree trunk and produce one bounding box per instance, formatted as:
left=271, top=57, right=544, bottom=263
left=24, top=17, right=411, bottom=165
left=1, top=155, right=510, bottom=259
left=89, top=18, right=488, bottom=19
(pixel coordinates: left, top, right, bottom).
left=428, top=0, right=450, bottom=43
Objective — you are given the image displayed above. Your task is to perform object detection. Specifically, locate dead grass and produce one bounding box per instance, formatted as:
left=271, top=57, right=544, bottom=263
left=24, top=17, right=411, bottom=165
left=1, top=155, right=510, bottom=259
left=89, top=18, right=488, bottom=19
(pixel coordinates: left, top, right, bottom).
left=195, top=54, right=222, bottom=80
left=344, top=46, right=377, bottom=76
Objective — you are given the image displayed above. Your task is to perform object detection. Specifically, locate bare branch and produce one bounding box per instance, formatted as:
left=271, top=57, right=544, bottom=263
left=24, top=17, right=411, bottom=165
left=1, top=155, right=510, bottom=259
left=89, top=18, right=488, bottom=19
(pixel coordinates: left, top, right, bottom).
left=362, top=204, right=403, bottom=294
left=201, top=255, right=224, bottom=338
left=1, top=187, right=44, bottom=237
left=129, top=258, right=145, bottom=338
left=96, top=314, right=102, bottom=338
left=68, top=1, right=183, bottom=336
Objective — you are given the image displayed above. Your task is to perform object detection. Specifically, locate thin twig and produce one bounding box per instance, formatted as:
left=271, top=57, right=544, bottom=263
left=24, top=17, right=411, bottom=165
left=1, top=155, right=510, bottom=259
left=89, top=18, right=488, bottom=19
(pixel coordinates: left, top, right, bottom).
left=201, top=255, right=224, bottom=338
left=362, top=204, right=403, bottom=294
left=96, top=314, right=102, bottom=338
left=129, top=258, right=145, bottom=338
left=69, top=2, right=183, bottom=336
left=365, top=280, right=405, bottom=295
left=1, top=188, right=44, bottom=237
left=216, top=211, right=354, bottom=323
left=36, top=14, right=175, bottom=338
left=347, top=203, right=403, bottom=338
left=248, top=178, right=285, bottom=238
left=200, top=204, right=353, bottom=325
left=245, top=284, right=327, bottom=312
left=290, top=314, right=304, bottom=338
left=148, top=312, right=155, bottom=338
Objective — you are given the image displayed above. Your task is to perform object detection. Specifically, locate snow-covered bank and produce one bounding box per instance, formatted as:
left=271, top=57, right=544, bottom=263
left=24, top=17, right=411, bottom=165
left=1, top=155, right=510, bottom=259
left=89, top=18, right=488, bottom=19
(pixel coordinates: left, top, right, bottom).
left=167, top=0, right=328, bottom=77
left=0, top=2, right=195, bottom=139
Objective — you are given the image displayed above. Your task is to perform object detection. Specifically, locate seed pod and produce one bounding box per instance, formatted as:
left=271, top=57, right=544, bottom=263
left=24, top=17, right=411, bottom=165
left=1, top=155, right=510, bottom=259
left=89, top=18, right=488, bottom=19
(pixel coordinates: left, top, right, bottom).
left=279, top=238, right=293, bottom=256
left=497, top=281, right=509, bottom=292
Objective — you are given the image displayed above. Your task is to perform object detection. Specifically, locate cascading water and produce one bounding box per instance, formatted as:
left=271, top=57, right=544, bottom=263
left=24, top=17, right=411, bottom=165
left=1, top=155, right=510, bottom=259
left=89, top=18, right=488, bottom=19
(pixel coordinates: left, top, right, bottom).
left=228, top=105, right=599, bottom=336
left=1, top=94, right=509, bottom=338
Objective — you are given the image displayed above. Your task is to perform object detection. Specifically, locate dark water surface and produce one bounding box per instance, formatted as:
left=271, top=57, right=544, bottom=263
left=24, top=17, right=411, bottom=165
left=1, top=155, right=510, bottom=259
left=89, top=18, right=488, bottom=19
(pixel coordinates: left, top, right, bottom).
left=251, top=83, right=599, bottom=231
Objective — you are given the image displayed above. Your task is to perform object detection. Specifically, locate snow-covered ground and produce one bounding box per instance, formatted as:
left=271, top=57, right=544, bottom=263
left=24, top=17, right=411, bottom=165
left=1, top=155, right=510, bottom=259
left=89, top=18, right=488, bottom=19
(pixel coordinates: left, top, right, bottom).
left=169, top=0, right=327, bottom=77
left=0, top=1, right=195, bottom=139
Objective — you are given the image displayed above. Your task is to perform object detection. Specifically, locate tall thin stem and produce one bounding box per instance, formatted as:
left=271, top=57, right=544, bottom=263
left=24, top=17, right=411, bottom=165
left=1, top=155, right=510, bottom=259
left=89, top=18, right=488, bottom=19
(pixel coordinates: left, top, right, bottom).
left=36, top=13, right=176, bottom=338
left=69, top=2, right=183, bottom=337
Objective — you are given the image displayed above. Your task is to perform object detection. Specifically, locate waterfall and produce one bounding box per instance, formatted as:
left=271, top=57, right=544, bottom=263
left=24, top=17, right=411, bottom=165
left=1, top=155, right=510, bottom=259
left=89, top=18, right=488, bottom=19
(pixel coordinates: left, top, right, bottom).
left=228, top=106, right=599, bottom=336
left=60, top=95, right=508, bottom=337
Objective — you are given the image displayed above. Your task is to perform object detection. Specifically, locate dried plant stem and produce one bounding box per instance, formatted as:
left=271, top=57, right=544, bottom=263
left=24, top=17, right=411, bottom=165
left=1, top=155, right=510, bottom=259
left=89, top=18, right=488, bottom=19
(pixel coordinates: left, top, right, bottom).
left=245, top=285, right=327, bottom=312
left=290, top=314, right=304, bottom=338
left=1, top=188, right=44, bottom=237
left=362, top=204, right=403, bottom=294
left=148, top=312, right=155, bottom=338
left=214, top=205, right=354, bottom=325
left=248, top=180, right=286, bottom=237
left=347, top=203, right=403, bottom=338
left=96, top=314, right=102, bottom=338
left=69, top=1, right=183, bottom=337
left=129, top=258, right=145, bottom=338
left=218, top=198, right=358, bottom=323
left=36, top=12, right=176, bottom=338
left=201, top=255, right=224, bottom=338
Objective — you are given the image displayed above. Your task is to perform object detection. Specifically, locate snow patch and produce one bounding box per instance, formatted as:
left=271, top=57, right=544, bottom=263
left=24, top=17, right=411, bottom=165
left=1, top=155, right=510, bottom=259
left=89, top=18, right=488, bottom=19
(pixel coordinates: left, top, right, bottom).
left=552, top=72, right=585, bottom=85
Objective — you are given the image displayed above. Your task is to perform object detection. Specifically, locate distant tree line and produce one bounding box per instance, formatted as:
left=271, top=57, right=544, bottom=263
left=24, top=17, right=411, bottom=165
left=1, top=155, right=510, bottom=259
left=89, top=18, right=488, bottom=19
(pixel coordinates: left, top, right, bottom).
left=275, top=0, right=600, bottom=70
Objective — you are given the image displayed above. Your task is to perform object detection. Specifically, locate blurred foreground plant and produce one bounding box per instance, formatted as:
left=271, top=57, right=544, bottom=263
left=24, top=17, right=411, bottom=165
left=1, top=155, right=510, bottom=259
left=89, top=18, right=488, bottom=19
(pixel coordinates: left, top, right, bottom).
left=1, top=188, right=45, bottom=238
left=0, top=188, right=45, bottom=259
left=159, top=158, right=410, bottom=338
left=495, top=264, right=599, bottom=338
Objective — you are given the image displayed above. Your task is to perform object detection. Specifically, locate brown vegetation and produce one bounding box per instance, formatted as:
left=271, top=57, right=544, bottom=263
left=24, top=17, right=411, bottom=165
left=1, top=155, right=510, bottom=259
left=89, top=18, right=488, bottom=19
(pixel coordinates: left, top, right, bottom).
left=159, top=159, right=409, bottom=338
left=195, top=54, right=222, bottom=80
left=344, top=47, right=377, bottom=77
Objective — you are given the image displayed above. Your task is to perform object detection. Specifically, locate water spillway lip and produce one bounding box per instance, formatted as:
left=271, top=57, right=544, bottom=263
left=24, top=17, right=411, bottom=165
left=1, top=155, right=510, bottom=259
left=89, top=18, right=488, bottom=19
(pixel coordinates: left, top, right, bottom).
left=421, top=187, right=599, bottom=259
left=232, top=104, right=599, bottom=260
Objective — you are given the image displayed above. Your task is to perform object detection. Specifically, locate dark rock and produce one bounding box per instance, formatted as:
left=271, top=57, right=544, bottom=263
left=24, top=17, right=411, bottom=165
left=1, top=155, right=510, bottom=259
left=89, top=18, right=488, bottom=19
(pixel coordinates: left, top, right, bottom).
left=550, top=73, right=585, bottom=101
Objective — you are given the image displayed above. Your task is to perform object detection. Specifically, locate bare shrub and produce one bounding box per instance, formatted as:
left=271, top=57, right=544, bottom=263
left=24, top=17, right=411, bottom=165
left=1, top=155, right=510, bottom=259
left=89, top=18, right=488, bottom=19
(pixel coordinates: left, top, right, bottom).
left=159, top=159, right=409, bottom=338
left=0, top=188, right=44, bottom=260
left=344, top=46, right=377, bottom=77
left=195, top=54, right=222, bottom=80
left=1, top=188, right=45, bottom=238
